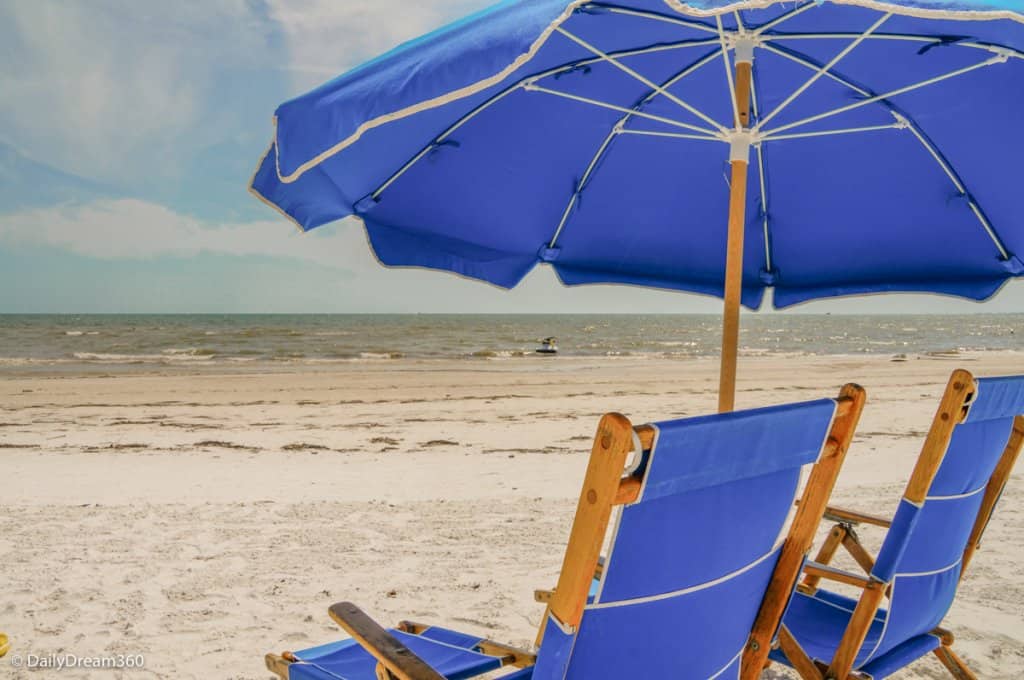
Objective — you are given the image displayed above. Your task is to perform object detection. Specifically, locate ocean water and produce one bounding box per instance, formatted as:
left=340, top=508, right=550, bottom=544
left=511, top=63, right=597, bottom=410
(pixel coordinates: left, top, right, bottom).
left=0, top=314, right=1019, bottom=371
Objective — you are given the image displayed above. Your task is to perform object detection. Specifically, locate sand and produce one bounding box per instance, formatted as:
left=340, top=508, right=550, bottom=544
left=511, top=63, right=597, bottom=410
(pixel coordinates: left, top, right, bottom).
left=2, top=352, right=1023, bottom=679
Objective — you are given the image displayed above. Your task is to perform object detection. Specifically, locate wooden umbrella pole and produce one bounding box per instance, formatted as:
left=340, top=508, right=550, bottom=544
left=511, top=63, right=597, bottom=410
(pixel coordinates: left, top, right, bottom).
left=718, top=59, right=753, bottom=414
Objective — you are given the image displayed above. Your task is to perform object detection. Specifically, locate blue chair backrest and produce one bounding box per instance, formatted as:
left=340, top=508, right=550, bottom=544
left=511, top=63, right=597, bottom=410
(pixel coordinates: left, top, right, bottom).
left=532, top=399, right=840, bottom=679
left=857, top=375, right=1024, bottom=668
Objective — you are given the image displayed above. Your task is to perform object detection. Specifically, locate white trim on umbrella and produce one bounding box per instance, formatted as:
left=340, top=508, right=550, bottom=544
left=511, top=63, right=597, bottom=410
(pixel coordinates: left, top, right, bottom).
left=599, top=5, right=721, bottom=34
left=372, top=85, right=523, bottom=199
left=256, top=0, right=1024, bottom=412
left=752, top=1, right=818, bottom=34
left=663, top=0, right=1024, bottom=23
left=361, top=2, right=1019, bottom=266
left=351, top=3, right=1020, bottom=269
left=267, top=0, right=1024, bottom=186
left=370, top=38, right=721, bottom=201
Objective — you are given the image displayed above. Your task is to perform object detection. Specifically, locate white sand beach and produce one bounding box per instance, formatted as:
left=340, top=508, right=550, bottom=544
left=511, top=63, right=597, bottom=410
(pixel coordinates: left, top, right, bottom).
left=2, top=352, right=1023, bottom=679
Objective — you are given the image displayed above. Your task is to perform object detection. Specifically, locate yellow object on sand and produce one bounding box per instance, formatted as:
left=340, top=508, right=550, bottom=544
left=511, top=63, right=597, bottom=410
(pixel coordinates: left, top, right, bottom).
left=0, top=633, right=9, bottom=658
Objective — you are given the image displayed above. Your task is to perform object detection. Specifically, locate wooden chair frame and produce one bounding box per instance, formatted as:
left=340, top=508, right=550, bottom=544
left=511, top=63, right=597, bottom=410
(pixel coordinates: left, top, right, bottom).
left=783, top=369, right=1024, bottom=680
left=266, top=385, right=866, bottom=680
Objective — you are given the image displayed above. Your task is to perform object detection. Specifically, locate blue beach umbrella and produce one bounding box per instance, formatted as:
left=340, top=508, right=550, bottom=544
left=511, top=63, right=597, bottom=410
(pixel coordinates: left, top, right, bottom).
left=251, top=0, right=1024, bottom=411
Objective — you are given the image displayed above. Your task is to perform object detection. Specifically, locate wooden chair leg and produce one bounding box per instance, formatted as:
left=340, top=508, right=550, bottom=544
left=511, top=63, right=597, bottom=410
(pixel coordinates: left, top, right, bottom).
left=826, top=580, right=887, bottom=679
left=265, top=653, right=293, bottom=679
left=933, top=645, right=978, bottom=680
left=840, top=530, right=875, bottom=575
left=961, top=415, right=1024, bottom=577
left=778, top=625, right=824, bottom=679
left=802, top=525, right=847, bottom=592
left=742, top=386, right=866, bottom=680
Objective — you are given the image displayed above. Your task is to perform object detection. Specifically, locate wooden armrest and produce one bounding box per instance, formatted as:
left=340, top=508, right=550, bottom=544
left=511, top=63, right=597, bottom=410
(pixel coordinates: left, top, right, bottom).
left=613, top=425, right=654, bottom=506
left=398, top=620, right=535, bottom=669
left=803, top=561, right=874, bottom=589
left=930, top=626, right=954, bottom=646
left=265, top=653, right=293, bottom=680
left=535, top=557, right=604, bottom=604
left=328, top=602, right=445, bottom=680
left=823, top=505, right=892, bottom=528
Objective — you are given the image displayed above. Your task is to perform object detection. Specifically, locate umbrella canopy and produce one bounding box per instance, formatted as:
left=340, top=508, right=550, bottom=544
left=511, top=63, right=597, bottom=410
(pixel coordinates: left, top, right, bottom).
left=251, top=0, right=1024, bottom=409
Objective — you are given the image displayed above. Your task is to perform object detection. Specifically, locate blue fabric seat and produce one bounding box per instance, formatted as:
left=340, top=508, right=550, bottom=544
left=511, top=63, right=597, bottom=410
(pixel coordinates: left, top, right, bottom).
left=769, top=590, right=889, bottom=670
left=533, top=399, right=840, bottom=679
left=271, top=393, right=857, bottom=680
left=287, top=627, right=504, bottom=680
left=774, top=373, right=1024, bottom=679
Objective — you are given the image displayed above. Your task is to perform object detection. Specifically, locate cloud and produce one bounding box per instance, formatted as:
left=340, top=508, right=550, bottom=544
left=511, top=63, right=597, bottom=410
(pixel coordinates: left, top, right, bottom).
left=0, top=0, right=496, bottom=184
left=0, top=1, right=496, bottom=221
left=0, top=1, right=288, bottom=192
left=0, top=199, right=365, bottom=269
left=265, top=0, right=493, bottom=90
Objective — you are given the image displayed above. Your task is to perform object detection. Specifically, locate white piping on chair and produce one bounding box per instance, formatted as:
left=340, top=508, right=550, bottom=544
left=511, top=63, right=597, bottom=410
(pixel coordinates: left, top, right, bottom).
left=709, top=646, right=745, bottom=679
left=798, top=591, right=887, bottom=622
left=894, top=557, right=963, bottom=579
left=586, top=545, right=781, bottom=610
left=925, top=485, right=986, bottom=502
left=592, top=423, right=648, bottom=605
left=858, top=558, right=964, bottom=668
left=592, top=428, right=650, bottom=607
left=858, top=579, right=894, bottom=667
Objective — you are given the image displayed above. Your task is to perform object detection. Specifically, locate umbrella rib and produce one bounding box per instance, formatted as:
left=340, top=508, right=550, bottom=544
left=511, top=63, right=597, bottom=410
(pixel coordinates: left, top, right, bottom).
left=616, top=129, right=723, bottom=140
left=526, top=85, right=719, bottom=135
left=371, top=86, right=521, bottom=200
left=762, top=33, right=1024, bottom=61
left=546, top=49, right=724, bottom=249
left=760, top=122, right=905, bottom=142
left=900, top=122, right=1010, bottom=260
left=716, top=16, right=742, bottom=131
left=758, top=55, right=1009, bottom=137
left=757, top=12, right=892, bottom=129
left=555, top=27, right=728, bottom=133
left=749, top=67, right=773, bottom=277
left=368, top=38, right=720, bottom=201
left=760, top=43, right=872, bottom=97
left=761, top=43, right=1015, bottom=262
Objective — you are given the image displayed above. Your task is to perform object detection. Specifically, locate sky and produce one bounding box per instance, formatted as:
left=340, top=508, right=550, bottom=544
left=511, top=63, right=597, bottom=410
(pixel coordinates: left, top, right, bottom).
left=0, top=0, right=1020, bottom=315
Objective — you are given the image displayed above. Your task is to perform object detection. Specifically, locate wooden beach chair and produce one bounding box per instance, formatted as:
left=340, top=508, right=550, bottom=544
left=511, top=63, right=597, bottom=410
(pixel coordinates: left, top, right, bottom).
left=265, top=385, right=864, bottom=679
left=770, top=370, right=1024, bottom=679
